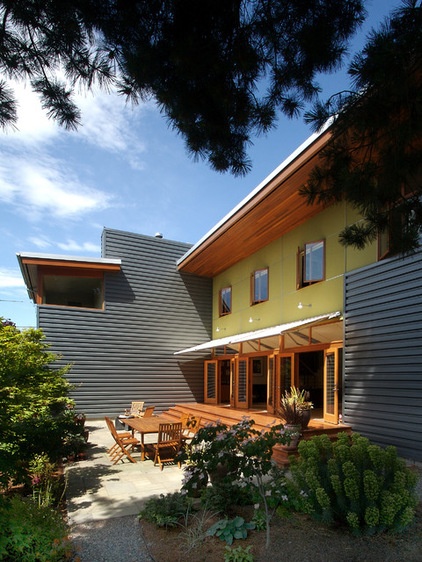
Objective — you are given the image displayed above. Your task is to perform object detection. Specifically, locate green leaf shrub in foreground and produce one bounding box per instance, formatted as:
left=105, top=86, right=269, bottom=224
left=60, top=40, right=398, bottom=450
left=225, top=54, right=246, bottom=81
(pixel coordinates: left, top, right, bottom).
left=224, top=544, right=254, bottom=562
left=0, top=495, right=73, bottom=561
left=138, top=492, right=191, bottom=528
left=288, top=432, right=418, bottom=536
left=207, top=516, right=255, bottom=545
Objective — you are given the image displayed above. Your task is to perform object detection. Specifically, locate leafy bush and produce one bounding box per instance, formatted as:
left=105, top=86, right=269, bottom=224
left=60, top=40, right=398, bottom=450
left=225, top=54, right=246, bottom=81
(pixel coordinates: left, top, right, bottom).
left=224, top=544, right=254, bottom=562
left=288, top=432, right=418, bottom=535
left=200, top=482, right=254, bottom=515
left=0, top=322, right=75, bottom=487
left=0, top=495, right=73, bottom=561
left=138, top=492, right=191, bottom=528
left=207, top=516, right=255, bottom=545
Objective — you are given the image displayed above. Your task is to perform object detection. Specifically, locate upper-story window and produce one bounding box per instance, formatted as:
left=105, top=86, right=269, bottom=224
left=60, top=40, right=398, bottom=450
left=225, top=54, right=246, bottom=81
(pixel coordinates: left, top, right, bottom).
left=42, top=272, right=104, bottom=309
left=251, top=268, right=269, bottom=304
left=297, top=240, right=325, bottom=288
left=219, top=286, right=232, bottom=316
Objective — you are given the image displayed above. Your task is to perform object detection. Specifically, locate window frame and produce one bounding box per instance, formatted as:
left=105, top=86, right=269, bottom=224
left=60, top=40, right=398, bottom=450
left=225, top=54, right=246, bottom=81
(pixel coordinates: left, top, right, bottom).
left=39, top=267, right=105, bottom=310
left=219, top=286, right=232, bottom=316
left=251, top=267, right=269, bottom=305
left=297, top=240, right=325, bottom=289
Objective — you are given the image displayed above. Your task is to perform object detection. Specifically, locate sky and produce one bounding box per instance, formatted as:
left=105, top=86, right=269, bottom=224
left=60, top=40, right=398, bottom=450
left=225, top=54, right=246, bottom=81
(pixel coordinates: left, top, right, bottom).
left=0, top=0, right=400, bottom=329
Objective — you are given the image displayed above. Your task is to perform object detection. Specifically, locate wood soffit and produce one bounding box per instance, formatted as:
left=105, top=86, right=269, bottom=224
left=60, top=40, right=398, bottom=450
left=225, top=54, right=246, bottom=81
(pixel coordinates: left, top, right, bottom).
left=178, top=131, right=331, bottom=278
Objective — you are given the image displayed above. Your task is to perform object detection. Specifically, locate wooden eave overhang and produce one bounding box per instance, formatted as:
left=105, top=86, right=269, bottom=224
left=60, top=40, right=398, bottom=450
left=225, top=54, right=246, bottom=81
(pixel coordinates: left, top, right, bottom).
left=16, top=252, right=121, bottom=303
left=177, top=128, right=332, bottom=278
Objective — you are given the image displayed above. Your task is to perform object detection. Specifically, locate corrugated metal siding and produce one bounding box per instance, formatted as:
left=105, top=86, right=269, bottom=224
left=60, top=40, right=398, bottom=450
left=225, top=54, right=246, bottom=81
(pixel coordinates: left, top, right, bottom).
left=344, top=250, right=422, bottom=461
left=38, top=229, right=212, bottom=418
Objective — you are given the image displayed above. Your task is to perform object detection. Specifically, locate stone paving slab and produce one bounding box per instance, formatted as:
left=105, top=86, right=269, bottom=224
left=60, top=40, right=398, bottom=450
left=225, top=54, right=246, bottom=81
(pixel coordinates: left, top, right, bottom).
left=66, top=420, right=184, bottom=525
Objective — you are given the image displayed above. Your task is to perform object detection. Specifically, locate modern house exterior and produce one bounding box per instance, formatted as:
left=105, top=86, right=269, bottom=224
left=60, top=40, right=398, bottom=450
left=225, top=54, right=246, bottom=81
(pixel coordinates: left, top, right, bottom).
left=18, top=128, right=422, bottom=461
left=174, top=128, right=421, bottom=462
left=17, top=229, right=212, bottom=417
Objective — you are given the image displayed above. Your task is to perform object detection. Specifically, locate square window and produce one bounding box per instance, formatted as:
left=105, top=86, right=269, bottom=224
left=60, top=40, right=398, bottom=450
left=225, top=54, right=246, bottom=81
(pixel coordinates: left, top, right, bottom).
left=251, top=268, right=269, bottom=304
left=219, top=286, right=232, bottom=316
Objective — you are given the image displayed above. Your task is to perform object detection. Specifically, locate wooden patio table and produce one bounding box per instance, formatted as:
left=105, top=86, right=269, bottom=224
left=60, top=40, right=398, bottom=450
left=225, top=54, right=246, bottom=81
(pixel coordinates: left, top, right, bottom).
left=124, top=416, right=167, bottom=461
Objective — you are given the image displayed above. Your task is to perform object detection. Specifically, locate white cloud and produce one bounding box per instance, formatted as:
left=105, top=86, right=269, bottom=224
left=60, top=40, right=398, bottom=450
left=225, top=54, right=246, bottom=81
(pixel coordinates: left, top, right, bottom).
left=56, top=239, right=100, bottom=253
left=1, top=80, right=148, bottom=170
left=0, top=154, right=114, bottom=221
left=0, top=268, right=25, bottom=288
left=28, top=235, right=52, bottom=249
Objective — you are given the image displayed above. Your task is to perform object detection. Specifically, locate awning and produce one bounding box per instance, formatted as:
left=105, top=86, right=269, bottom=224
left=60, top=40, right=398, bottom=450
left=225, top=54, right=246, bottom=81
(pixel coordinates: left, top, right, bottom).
left=174, top=311, right=341, bottom=355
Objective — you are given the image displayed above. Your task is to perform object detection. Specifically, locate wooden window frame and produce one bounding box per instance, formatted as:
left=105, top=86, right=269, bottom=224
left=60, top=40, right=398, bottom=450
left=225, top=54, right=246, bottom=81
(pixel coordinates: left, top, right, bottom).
left=219, top=286, right=232, bottom=316
left=297, top=240, right=325, bottom=289
left=251, top=267, right=269, bottom=305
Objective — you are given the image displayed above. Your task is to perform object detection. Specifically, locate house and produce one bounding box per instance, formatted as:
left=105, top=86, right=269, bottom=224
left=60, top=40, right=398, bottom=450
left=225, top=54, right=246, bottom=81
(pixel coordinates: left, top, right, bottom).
left=18, top=128, right=422, bottom=461
left=174, top=128, right=422, bottom=462
left=17, top=229, right=212, bottom=417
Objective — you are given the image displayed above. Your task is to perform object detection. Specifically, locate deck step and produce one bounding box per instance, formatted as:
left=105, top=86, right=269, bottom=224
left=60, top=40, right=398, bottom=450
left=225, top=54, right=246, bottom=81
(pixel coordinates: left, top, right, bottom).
left=162, top=403, right=352, bottom=467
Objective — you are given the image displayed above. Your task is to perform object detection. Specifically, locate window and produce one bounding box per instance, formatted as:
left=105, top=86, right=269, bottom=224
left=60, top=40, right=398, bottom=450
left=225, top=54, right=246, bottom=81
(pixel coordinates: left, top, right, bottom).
left=297, top=241, right=325, bottom=288
left=251, top=268, right=269, bottom=304
left=42, top=273, right=104, bottom=309
left=219, top=286, right=232, bottom=316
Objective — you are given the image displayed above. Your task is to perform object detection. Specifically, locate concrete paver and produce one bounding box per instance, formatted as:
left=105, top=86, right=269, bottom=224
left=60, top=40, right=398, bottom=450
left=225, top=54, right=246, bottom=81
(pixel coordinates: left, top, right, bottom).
left=65, top=420, right=184, bottom=525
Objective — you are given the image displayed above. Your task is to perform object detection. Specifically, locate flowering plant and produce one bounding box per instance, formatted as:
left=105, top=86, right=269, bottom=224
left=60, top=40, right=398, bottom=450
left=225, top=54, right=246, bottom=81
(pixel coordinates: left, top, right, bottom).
left=179, top=416, right=289, bottom=548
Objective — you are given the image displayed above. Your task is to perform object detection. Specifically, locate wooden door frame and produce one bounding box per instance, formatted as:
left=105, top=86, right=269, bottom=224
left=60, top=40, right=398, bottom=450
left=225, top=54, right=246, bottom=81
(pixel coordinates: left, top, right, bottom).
left=204, top=360, right=218, bottom=405
left=323, top=345, right=342, bottom=424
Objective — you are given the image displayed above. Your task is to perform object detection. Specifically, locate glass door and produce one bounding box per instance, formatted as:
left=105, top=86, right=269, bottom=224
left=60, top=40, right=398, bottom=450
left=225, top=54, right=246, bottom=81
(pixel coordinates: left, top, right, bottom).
left=323, top=347, right=342, bottom=424
left=204, top=360, right=218, bottom=404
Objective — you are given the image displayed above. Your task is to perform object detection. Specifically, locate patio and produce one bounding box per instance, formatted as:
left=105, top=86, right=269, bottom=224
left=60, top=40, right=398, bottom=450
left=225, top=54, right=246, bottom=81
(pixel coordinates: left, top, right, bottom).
left=65, top=419, right=185, bottom=525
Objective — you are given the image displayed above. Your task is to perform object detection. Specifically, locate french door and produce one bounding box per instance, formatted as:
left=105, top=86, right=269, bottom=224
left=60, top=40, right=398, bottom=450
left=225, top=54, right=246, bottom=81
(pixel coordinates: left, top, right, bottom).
left=204, top=360, right=218, bottom=404
left=323, top=346, right=342, bottom=424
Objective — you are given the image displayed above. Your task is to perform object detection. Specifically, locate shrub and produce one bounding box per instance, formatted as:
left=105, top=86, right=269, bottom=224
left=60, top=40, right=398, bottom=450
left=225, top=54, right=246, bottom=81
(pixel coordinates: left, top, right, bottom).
left=0, top=495, right=73, bottom=561
left=224, top=544, right=254, bottom=562
left=138, top=492, right=191, bottom=528
left=207, top=516, right=255, bottom=545
left=200, top=482, right=254, bottom=515
left=0, top=322, right=74, bottom=487
left=288, top=432, right=418, bottom=535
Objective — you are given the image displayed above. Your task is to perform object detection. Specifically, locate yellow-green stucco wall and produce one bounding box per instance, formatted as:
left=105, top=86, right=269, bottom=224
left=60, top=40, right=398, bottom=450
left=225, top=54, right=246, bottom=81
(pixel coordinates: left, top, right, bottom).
left=212, top=202, right=377, bottom=336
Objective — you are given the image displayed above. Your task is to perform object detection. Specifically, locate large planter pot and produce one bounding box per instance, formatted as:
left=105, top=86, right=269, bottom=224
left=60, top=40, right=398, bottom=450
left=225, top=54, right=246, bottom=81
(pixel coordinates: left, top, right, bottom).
left=281, top=424, right=301, bottom=450
left=300, top=409, right=311, bottom=430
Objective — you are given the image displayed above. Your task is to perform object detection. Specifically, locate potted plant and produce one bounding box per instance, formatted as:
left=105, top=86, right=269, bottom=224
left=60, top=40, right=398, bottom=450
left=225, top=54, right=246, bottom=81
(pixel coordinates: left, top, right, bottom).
left=277, top=387, right=313, bottom=449
left=289, top=386, right=313, bottom=430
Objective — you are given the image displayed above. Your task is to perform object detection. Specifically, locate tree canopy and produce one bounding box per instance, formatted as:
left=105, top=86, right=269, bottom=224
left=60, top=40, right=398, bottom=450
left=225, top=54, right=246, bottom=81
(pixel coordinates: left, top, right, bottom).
left=301, top=0, right=422, bottom=255
left=0, top=0, right=365, bottom=175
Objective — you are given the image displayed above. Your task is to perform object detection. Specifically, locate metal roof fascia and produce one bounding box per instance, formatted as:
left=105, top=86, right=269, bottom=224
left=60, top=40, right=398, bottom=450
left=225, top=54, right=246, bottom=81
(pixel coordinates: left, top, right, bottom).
left=16, top=252, right=121, bottom=266
left=174, top=311, right=341, bottom=354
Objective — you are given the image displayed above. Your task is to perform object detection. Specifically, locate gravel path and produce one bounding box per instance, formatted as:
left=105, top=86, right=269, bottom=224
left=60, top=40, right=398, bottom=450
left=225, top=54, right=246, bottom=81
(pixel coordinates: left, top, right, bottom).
left=71, top=515, right=155, bottom=562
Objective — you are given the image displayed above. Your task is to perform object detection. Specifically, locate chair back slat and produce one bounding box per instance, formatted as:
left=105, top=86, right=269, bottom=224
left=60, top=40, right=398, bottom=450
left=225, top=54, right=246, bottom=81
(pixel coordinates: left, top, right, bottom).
left=143, top=406, right=155, bottom=417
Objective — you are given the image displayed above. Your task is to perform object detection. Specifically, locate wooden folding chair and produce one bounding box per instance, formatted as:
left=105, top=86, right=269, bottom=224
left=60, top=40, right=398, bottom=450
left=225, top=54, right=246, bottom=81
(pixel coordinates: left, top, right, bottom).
left=151, top=422, right=182, bottom=470
left=105, top=417, right=132, bottom=455
left=142, top=405, right=155, bottom=417
left=180, top=413, right=202, bottom=446
left=105, top=417, right=140, bottom=464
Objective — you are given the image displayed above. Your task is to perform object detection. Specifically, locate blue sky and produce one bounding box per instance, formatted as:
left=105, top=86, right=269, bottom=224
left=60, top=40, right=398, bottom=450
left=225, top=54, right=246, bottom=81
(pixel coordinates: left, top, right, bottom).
left=0, top=0, right=399, bottom=328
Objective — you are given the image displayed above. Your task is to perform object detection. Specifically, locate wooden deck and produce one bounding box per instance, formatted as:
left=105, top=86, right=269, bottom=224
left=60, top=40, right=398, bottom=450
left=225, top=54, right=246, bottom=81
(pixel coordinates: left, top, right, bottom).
left=163, top=402, right=352, bottom=466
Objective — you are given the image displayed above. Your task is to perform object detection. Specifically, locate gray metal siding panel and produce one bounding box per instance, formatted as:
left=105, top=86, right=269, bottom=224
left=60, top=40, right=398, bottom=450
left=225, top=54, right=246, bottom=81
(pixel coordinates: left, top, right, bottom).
left=38, top=229, right=212, bottom=418
left=344, top=250, right=422, bottom=461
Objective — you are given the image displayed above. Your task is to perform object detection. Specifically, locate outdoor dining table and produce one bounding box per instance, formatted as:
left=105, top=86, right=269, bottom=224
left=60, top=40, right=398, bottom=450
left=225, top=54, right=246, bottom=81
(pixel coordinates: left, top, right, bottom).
left=124, top=416, right=167, bottom=461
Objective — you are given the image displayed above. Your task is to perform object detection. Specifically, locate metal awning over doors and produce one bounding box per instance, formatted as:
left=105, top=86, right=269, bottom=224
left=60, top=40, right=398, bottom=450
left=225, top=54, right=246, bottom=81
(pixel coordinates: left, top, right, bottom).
left=174, top=311, right=341, bottom=355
